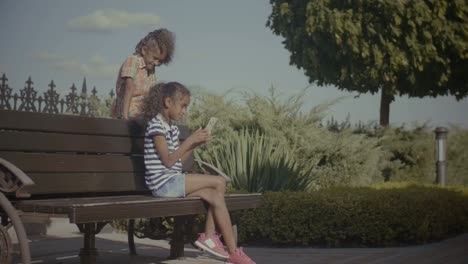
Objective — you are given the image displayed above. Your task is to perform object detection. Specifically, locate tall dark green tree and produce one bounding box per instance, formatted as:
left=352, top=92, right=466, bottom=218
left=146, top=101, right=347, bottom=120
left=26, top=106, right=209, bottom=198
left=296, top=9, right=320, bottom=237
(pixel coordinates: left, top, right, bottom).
left=268, top=0, right=468, bottom=126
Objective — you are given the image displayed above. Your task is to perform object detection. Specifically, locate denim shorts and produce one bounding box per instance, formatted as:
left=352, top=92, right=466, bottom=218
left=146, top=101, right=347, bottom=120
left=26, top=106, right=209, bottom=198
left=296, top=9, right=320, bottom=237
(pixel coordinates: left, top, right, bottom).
left=151, top=173, right=186, bottom=198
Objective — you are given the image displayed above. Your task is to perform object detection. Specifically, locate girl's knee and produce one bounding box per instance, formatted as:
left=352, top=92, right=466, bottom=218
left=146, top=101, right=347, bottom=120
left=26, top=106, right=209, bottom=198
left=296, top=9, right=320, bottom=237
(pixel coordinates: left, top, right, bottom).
left=218, top=176, right=227, bottom=186
left=203, top=189, right=225, bottom=208
left=215, top=176, right=227, bottom=193
left=212, top=191, right=225, bottom=207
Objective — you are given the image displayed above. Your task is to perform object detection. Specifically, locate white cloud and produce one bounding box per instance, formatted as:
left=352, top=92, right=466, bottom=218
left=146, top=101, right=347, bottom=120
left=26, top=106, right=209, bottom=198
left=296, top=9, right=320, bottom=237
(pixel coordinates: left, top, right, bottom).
left=82, top=55, right=119, bottom=77
left=37, top=52, right=119, bottom=78
left=66, top=8, right=160, bottom=33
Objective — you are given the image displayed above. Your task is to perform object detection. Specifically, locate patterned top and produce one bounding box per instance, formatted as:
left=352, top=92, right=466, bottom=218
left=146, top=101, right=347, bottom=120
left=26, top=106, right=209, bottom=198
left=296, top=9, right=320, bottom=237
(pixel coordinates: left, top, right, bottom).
left=111, top=54, right=157, bottom=119
left=144, top=114, right=183, bottom=190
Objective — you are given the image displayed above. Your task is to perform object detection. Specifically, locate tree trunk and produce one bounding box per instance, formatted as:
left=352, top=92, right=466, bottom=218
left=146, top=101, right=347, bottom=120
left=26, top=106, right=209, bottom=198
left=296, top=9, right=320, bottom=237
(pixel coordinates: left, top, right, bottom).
left=379, top=86, right=394, bottom=127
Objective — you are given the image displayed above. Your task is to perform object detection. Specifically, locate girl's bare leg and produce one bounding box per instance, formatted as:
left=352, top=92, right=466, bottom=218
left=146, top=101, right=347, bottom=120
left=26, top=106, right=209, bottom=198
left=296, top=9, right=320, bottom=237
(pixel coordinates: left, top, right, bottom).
left=205, top=208, right=215, bottom=235
left=185, top=173, right=226, bottom=194
left=185, top=174, right=236, bottom=253
left=205, top=176, right=226, bottom=236
left=186, top=174, right=224, bottom=236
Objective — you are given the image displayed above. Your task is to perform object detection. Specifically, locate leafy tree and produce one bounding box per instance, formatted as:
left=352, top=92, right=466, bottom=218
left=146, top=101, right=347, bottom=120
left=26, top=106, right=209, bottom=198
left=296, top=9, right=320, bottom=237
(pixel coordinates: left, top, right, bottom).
left=267, top=0, right=468, bottom=126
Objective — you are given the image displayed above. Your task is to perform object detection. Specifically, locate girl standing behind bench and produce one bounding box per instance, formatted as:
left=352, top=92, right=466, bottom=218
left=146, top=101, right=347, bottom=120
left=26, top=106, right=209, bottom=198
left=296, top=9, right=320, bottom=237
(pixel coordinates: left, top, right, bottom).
left=140, top=82, right=255, bottom=264
left=112, top=28, right=175, bottom=120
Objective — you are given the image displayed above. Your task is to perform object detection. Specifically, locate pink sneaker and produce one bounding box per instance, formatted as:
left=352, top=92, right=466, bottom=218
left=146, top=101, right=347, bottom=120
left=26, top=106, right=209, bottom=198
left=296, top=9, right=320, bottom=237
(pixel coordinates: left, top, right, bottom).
left=227, top=247, right=256, bottom=264
left=194, top=233, right=229, bottom=259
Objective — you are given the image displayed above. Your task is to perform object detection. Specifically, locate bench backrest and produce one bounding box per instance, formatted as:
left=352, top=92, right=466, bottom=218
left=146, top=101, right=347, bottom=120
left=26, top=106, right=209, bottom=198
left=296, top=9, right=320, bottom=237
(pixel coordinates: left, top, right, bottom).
left=0, top=110, right=192, bottom=197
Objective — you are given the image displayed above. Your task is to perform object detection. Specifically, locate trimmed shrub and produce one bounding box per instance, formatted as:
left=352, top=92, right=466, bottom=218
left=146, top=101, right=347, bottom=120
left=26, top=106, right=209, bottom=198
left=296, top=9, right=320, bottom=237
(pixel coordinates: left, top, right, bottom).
left=235, top=185, right=468, bottom=247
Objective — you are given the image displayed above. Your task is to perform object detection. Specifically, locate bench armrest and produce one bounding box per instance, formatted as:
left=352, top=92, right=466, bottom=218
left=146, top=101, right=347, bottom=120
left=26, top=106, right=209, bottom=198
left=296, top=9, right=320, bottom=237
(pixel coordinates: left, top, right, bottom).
left=194, top=159, right=231, bottom=182
left=0, top=158, right=34, bottom=198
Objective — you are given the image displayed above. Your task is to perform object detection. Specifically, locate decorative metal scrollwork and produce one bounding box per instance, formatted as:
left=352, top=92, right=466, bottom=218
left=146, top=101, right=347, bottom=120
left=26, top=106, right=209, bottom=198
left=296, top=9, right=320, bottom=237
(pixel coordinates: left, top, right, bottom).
left=0, top=74, right=12, bottom=110
left=17, top=77, right=37, bottom=112
left=42, top=81, right=60, bottom=114
left=0, top=74, right=113, bottom=117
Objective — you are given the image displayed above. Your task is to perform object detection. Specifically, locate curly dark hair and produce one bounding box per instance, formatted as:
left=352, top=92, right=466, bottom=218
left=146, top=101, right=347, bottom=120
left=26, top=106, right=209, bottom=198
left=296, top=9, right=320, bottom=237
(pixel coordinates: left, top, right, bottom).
left=135, top=28, right=175, bottom=65
left=140, top=82, right=190, bottom=125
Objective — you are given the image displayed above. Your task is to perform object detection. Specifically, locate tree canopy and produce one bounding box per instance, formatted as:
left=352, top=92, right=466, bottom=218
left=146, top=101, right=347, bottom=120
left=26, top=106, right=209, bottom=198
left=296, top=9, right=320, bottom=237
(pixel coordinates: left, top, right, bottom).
left=267, top=0, right=468, bottom=125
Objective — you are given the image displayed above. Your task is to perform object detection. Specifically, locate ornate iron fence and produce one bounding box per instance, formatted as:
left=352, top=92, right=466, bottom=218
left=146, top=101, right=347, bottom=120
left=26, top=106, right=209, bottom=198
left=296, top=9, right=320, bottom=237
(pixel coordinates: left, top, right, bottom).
left=0, top=73, right=114, bottom=117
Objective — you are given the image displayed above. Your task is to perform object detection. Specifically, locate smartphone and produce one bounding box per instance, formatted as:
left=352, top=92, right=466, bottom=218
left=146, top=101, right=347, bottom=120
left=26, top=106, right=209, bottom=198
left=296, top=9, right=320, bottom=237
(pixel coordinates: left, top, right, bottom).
left=205, top=117, right=218, bottom=133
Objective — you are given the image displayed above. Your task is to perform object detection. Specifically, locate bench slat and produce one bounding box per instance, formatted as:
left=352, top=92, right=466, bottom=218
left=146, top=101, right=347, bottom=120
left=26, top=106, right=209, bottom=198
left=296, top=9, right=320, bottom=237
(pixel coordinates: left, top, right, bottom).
left=0, top=152, right=144, bottom=173
left=0, top=110, right=144, bottom=137
left=0, top=110, right=191, bottom=139
left=0, top=131, right=143, bottom=154
left=15, top=194, right=263, bottom=223
left=22, top=173, right=147, bottom=195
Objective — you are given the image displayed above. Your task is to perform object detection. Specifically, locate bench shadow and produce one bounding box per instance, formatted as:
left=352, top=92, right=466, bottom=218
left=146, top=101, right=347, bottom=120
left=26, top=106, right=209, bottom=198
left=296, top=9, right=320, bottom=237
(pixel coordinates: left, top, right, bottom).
left=10, top=235, right=181, bottom=264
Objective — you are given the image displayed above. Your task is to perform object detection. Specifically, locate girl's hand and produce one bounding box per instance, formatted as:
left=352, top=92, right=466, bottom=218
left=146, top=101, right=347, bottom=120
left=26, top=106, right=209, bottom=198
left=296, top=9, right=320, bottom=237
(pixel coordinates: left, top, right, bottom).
left=187, top=128, right=210, bottom=146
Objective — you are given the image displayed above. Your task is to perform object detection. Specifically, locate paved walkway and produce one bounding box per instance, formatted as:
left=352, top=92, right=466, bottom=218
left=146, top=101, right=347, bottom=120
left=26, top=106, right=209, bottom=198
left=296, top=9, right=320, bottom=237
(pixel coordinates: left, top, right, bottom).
left=10, top=218, right=468, bottom=264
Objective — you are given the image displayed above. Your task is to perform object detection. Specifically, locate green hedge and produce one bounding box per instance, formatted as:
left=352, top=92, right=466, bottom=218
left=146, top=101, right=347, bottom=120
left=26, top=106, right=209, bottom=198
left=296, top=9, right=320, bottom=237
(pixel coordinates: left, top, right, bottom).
left=235, top=185, right=468, bottom=247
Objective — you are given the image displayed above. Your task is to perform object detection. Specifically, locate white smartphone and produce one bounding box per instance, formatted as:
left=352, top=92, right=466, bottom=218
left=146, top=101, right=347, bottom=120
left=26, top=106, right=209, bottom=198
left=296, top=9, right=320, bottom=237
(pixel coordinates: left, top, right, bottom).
left=205, top=117, right=218, bottom=133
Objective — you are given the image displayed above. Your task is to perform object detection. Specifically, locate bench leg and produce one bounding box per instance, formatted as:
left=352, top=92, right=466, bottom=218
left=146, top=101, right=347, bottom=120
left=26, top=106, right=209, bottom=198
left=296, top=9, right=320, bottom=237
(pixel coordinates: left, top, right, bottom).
left=79, top=223, right=98, bottom=264
left=128, top=219, right=137, bottom=255
left=168, top=216, right=186, bottom=259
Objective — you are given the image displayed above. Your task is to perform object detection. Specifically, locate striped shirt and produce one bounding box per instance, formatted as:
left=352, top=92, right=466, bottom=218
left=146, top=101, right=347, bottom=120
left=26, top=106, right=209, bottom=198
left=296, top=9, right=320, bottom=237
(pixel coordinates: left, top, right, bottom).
left=144, top=114, right=183, bottom=191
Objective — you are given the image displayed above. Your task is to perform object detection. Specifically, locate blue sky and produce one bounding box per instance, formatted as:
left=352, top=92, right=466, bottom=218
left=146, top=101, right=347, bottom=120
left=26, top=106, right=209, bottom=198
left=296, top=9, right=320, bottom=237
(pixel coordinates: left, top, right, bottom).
left=1, top=0, right=467, bottom=128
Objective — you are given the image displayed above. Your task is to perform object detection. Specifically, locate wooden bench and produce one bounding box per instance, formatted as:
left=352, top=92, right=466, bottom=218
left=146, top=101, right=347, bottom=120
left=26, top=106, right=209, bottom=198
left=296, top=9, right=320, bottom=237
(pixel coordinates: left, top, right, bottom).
left=0, top=109, right=262, bottom=264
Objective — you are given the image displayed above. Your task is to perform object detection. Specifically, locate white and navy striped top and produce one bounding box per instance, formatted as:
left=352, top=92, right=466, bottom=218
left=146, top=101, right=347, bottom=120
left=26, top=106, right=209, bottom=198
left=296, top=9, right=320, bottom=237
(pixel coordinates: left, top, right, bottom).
left=144, top=113, right=183, bottom=191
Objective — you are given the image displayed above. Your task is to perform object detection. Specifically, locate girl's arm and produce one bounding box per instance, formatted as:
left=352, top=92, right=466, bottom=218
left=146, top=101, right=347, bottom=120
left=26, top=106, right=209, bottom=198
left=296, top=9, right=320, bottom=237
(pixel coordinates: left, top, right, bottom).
left=122, top=78, right=134, bottom=120
left=179, top=135, right=208, bottom=163
left=180, top=144, right=193, bottom=163
left=153, top=129, right=209, bottom=168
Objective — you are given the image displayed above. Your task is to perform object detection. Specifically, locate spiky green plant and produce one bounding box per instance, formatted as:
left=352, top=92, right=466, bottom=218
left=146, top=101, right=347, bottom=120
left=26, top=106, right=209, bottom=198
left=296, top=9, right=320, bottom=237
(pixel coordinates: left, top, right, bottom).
left=195, top=129, right=312, bottom=192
